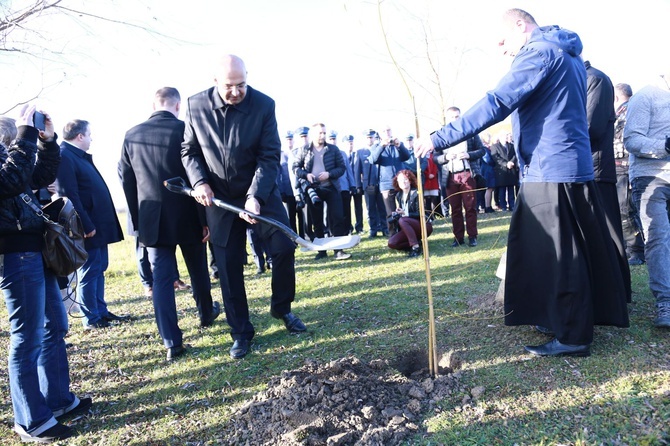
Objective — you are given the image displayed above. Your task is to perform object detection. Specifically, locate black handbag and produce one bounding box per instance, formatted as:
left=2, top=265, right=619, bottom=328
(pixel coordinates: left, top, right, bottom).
left=22, top=194, right=88, bottom=276
left=474, top=173, right=487, bottom=189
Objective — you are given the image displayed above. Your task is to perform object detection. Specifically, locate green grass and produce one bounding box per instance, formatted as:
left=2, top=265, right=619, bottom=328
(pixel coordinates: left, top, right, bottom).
left=0, top=211, right=668, bottom=445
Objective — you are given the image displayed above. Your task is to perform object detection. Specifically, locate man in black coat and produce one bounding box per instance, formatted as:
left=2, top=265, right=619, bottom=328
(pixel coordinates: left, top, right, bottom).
left=58, top=120, right=127, bottom=329
left=119, top=87, right=220, bottom=361
left=182, top=55, right=306, bottom=359
left=584, top=60, right=632, bottom=302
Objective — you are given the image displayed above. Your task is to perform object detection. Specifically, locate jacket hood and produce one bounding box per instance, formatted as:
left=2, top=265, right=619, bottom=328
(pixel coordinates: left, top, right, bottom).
left=529, top=25, right=583, bottom=57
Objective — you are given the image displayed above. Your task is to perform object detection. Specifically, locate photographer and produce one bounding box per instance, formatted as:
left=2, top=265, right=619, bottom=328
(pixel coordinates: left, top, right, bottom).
left=387, top=169, right=433, bottom=257
left=0, top=107, right=91, bottom=442
left=292, top=123, right=351, bottom=260
left=369, top=126, right=411, bottom=234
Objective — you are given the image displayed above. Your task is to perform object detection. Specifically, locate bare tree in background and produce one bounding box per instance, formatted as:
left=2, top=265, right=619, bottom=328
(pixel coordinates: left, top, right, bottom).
left=1, top=0, right=184, bottom=113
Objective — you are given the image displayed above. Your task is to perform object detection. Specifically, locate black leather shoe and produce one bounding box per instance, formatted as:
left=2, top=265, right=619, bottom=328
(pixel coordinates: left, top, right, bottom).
left=468, top=237, right=477, bottom=247
left=524, top=338, right=590, bottom=357
left=166, top=344, right=189, bottom=361
left=532, top=325, right=554, bottom=336
left=314, top=251, right=327, bottom=260
left=230, top=339, right=251, bottom=359
left=104, top=311, right=131, bottom=322
left=201, top=301, right=221, bottom=328
left=451, top=239, right=464, bottom=247
left=84, top=319, right=110, bottom=330
left=271, top=311, right=307, bottom=333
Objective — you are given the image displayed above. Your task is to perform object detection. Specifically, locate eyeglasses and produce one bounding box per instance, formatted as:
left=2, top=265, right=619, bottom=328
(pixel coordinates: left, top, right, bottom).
left=222, top=82, right=247, bottom=92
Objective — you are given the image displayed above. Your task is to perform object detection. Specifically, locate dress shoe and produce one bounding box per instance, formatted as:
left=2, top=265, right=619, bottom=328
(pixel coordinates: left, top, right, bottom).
left=55, top=396, right=93, bottom=421
left=368, top=231, right=377, bottom=238
left=533, top=325, right=554, bottom=336
left=451, top=239, right=464, bottom=247
left=174, top=279, right=191, bottom=291
left=201, top=301, right=221, bottom=328
left=167, top=344, right=189, bottom=361
left=271, top=310, right=307, bottom=333
left=524, top=338, right=591, bottom=357
left=84, top=319, right=110, bottom=330
left=334, top=250, right=351, bottom=260
left=104, top=311, right=131, bottom=322
left=655, top=302, right=670, bottom=328
left=230, top=339, right=251, bottom=359
left=17, top=422, right=72, bottom=443
left=468, top=237, right=477, bottom=247
left=314, top=251, right=327, bottom=260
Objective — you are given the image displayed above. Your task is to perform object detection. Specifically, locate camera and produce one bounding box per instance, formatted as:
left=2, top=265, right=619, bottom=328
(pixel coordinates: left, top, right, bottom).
left=387, top=212, right=400, bottom=224
left=33, top=111, right=46, bottom=131
left=298, top=179, right=322, bottom=206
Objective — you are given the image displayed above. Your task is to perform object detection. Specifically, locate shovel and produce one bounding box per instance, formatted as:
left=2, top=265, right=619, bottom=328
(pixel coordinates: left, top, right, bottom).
left=164, top=177, right=361, bottom=252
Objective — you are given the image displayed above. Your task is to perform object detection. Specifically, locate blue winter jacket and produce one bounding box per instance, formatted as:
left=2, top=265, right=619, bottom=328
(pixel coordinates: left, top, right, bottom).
left=430, top=25, right=593, bottom=183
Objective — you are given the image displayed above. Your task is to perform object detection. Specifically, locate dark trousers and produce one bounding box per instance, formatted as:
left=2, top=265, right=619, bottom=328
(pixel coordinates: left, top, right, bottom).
left=307, top=185, right=347, bottom=238
left=447, top=171, right=478, bottom=240
left=388, top=217, right=433, bottom=250
left=247, top=226, right=270, bottom=272
left=135, top=237, right=153, bottom=288
left=616, top=173, right=645, bottom=260
left=364, top=187, right=386, bottom=233
left=352, top=192, right=364, bottom=233
left=283, top=196, right=304, bottom=238
left=211, top=217, right=296, bottom=341
left=147, top=242, right=213, bottom=348
left=341, top=191, right=352, bottom=235
left=497, top=185, right=516, bottom=211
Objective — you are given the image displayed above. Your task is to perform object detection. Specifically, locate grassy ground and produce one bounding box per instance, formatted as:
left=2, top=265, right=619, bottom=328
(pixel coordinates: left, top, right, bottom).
left=0, top=211, right=668, bottom=445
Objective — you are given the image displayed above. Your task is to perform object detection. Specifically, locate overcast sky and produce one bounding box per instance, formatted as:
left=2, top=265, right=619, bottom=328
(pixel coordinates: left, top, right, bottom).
left=4, top=0, right=670, bottom=207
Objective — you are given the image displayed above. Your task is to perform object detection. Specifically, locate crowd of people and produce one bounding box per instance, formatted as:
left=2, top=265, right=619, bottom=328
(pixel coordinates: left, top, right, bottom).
left=1, top=6, right=669, bottom=443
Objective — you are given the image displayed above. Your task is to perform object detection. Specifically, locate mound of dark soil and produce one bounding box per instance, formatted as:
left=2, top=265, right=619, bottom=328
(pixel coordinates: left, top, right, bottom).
left=222, top=356, right=459, bottom=445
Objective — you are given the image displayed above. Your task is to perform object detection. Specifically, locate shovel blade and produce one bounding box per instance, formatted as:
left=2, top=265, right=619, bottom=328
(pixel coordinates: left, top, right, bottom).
left=299, top=235, right=361, bottom=252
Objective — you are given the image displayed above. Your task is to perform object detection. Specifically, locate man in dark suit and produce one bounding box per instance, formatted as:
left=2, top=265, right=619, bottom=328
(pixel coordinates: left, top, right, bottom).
left=119, top=87, right=221, bottom=361
left=57, top=120, right=128, bottom=329
left=181, top=55, right=306, bottom=359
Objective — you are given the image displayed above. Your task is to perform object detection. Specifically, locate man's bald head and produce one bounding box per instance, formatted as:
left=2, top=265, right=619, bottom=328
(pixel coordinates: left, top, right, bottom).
left=214, top=54, right=248, bottom=105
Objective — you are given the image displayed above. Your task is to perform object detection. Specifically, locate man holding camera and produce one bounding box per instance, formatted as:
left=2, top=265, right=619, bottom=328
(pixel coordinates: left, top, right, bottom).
left=292, top=123, right=351, bottom=260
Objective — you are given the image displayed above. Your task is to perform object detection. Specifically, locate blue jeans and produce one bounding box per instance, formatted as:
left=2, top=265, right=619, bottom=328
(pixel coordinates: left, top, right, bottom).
left=77, top=245, right=109, bottom=325
left=0, top=252, right=76, bottom=435
left=632, top=176, right=670, bottom=305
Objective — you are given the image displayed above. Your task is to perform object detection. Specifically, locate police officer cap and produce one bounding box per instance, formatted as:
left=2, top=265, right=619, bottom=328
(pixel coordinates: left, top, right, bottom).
left=328, top=130, right=338, bottom=139
left=296, top=126, right=309, bottom=136
left=285, top=130, right=294, bottom=139
left=406, top=134, right=414, bottom=141
left=364, top=129, right=376, bottom=137
left=342, top=134, right=354, bottom=142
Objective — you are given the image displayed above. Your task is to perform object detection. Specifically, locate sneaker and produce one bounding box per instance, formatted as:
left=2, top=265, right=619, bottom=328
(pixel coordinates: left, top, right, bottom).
left=55, top=396, right=93, bottom=421
left=17, top=422, right=73, bottom=443
left=314, top=251, right=327, bottom=260
left=334, top=250, right=351, bottom=260
left=468, top=237, right=477, bottom=247
left=408, top=246, right=421, bottom=258
left=655, top=302, right=670, bottom=328
left=451, top=239, right=464, bottom=247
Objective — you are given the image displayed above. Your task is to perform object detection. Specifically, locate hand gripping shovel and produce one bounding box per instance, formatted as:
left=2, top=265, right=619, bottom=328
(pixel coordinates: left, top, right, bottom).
left=164, top=177, right=361, bottom=252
